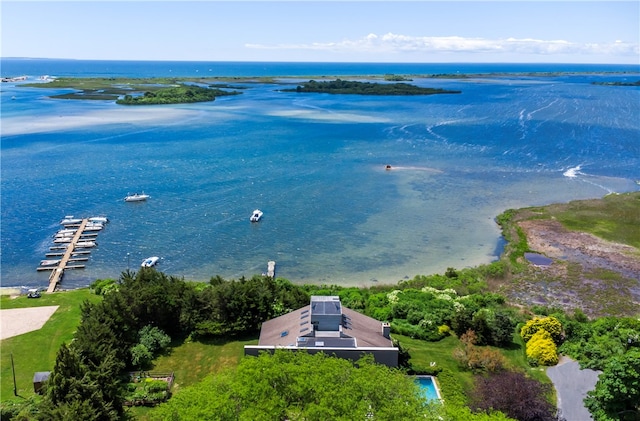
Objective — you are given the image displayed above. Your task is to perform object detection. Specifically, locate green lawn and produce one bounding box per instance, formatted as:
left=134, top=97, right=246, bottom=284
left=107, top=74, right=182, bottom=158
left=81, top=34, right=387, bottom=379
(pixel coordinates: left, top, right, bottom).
left=151, top=336, right=258, bottom=392
left=132, top=335, right=258, bottom=420
left=394, top=331, right=553, bottom=402
left=393, top=334, right=475, bottom=398
left=0, top=289, right=101, bottom=401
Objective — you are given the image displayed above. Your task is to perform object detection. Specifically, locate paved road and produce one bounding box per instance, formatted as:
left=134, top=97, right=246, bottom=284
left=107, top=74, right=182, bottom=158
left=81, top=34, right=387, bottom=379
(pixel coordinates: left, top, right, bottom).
left=547, top=356, right=601, bottom=421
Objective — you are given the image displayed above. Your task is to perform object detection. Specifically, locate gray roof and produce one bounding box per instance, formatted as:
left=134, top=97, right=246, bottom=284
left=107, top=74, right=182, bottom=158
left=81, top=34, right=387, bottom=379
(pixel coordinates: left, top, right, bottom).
left=258, top=303, right=393, bottom=349
left=310, top=295, right=342, bottom=315
left=33, top=372, right=50, bottom=382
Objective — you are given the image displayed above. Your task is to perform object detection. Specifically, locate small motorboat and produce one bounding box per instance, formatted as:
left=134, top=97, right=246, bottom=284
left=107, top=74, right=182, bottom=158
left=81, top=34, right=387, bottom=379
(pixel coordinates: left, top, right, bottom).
left=250, top=209, right=263, bottom=222
left=88, top=216, right=109, bottom=223
left=141, top=256, right=160, bottom=267
left=56, top=228, right=77, bottom=235
left=75, top=241, right=96, bottom=248
left=60, top=216, right=82, bottom=225
left=40, top=259, right=60, bottom=266
left=53, top=237, right=73, bottom=243
left=124, top=193, right=149, bottom=202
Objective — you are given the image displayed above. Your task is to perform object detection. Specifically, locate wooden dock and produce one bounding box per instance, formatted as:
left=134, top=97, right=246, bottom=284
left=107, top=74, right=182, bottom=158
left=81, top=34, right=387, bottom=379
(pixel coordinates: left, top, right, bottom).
left=46, top=219, right=89, bottom=293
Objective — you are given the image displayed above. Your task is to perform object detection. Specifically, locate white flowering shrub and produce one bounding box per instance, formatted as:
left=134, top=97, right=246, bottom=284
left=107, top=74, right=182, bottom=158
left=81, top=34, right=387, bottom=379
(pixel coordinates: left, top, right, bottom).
left=386, top=289, right=401, bottom=304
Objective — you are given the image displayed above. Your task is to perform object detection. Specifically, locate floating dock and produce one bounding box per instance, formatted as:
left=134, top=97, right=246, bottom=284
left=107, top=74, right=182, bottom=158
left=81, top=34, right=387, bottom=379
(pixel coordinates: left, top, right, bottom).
left=46, top=219, right=90, bottom=292
left=40, top=216, right=107, bottom=293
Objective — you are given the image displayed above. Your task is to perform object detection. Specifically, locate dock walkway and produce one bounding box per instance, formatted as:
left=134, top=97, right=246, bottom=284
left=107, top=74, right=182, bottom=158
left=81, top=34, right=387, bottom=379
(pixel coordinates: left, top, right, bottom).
left=46, top=219, right=89, bottom=293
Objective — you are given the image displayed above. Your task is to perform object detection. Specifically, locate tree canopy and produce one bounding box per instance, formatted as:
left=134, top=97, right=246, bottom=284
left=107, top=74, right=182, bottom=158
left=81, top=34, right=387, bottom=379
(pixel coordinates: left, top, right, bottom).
left=282, top=79, right=461, bottom=96
left=584, top=349, right=640, bottom=421
left=149, top=350, right=436, bottom=421
left=116, top=85, right=239, bottom=105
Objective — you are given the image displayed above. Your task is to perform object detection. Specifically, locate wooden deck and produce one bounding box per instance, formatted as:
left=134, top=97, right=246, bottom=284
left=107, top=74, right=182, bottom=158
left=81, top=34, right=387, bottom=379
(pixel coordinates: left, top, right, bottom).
left=46, top=219, right=89, bottom=293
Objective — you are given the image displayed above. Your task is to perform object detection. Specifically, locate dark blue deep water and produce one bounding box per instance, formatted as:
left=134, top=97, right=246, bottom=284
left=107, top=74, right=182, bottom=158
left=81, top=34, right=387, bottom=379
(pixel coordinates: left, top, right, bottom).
left=2, top=60, right=639, bottom=289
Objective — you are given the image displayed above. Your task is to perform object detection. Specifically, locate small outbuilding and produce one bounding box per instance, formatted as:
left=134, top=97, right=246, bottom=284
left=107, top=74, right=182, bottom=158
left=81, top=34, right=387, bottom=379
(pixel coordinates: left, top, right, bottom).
left=33, top=371, right=50, bottom=394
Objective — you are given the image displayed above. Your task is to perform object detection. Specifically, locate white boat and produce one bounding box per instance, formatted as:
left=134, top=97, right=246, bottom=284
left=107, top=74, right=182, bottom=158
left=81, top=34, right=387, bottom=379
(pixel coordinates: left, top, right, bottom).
left=124, top=193, right=149, bottom=202
left=60, top=216, right=82, bottom=225
left=57, top=228, right=77, bottom=235
left=40, top=259, right=60, bottom=266
left=88, top=216, right=109, bottom=223
left=250, top=209, right=263, bottom=222
left=53, top=237, right=73, bottom=243
left=76, top=241, right=96, bottom=248
left=141, top=256, right=160, bottom=267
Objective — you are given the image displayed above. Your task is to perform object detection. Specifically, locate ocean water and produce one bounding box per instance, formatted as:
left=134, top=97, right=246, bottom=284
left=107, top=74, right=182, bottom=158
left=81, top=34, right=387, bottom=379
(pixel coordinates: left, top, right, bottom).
left=1, top=60, right=639, bottom=290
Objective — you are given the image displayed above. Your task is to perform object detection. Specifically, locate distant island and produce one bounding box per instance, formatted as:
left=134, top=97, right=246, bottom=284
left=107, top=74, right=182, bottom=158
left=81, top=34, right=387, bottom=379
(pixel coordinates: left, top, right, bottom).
left=116, top=84, right=240, bottom=105
left=20, top=77, right=241, bottom=104
left=592, top=80, right=640, bottom=86
left=281, top=79, right=461, bottom=95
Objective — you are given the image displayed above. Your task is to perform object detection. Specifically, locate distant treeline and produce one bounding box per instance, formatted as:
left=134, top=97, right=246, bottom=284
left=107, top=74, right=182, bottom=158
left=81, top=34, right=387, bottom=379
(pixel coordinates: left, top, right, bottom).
left=282, top=78, right=461, bottom=95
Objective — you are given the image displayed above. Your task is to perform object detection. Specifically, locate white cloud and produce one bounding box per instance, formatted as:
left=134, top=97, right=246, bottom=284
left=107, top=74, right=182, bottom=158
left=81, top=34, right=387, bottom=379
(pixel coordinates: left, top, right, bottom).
left=246, top=33, right=640, bottom=58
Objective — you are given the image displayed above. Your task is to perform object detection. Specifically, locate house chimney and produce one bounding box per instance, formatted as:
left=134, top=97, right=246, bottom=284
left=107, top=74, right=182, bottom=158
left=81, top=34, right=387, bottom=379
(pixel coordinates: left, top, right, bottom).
left=381, top=322, right=390, bottom=339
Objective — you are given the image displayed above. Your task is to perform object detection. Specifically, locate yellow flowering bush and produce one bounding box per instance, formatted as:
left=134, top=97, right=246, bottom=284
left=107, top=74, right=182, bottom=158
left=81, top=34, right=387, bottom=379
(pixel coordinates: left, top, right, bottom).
left=520, top=316, right=563, bottom=344
left=525, top=329, right=559, bottom=366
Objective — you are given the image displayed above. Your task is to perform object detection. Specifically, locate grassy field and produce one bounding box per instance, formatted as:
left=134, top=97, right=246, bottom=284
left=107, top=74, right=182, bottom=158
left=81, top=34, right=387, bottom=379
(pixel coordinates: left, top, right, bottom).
left=0, top=289, right=101, bottom=400
left=132, top=335, right=258, bottom=420
left=532, top=191, right=640, bottom=248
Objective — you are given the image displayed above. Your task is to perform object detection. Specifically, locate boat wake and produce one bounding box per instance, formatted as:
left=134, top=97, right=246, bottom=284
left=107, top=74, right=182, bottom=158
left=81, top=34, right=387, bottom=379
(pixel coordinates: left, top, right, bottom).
left=562, top=165, right=583, bottom=178
left=384, top=165, right=443, bottom=174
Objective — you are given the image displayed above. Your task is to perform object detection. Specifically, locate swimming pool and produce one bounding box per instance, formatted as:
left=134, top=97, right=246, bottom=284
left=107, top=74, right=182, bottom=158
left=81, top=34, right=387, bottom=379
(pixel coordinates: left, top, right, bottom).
left=415, top=375, right=442, bottom=401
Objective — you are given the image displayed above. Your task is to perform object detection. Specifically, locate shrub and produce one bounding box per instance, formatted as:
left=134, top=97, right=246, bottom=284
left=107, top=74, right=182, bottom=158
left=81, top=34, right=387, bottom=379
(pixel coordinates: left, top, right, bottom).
left=453, top=330, right=507, bottom=373
left=525, top=330, right=559, bottom=366
left=90, top=278, right=118, bottom=295
left=520, top=316, right=563, bottom=344
left=471, top=371, right=556, bottom=421
left=438, top=325, right=451, bottom=336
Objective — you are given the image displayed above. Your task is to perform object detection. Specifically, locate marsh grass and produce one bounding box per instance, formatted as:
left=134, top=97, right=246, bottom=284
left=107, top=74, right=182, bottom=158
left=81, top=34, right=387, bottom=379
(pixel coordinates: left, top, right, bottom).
left=547, top=192, right=640, bottom=248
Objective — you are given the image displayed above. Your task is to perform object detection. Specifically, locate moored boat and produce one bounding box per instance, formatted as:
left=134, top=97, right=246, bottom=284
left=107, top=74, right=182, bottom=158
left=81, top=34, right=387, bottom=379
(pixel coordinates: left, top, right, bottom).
left=124, top=193, right=149, bottom=202
left=53, top=237, right=73, bottom=243
left=60, top=216, right=82, bottom=225
left=76, top=241, right=96, bottom=248
left=141, top=256, right=160, bottom=267
left=250, top=209, right=263, bottom=222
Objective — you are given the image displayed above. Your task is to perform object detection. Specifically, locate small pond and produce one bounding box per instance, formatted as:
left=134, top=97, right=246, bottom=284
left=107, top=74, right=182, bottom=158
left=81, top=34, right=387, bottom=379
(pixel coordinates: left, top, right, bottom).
left=524, top=252, right=553, bottom=266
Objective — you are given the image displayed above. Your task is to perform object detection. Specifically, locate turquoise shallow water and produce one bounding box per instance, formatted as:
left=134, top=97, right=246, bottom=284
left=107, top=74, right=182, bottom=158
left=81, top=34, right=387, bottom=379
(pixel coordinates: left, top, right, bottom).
left=1, top=61, right=639, bottom=289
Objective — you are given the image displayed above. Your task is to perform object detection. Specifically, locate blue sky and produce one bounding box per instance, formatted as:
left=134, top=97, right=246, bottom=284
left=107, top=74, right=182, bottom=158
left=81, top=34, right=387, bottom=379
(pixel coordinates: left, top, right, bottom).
left=2, top=1, right=638, bottom=63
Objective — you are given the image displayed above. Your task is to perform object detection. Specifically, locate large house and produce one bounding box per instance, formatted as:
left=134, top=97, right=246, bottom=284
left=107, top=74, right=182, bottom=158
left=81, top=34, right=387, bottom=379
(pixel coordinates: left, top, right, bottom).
left=244, top=295, right=399, bottom=367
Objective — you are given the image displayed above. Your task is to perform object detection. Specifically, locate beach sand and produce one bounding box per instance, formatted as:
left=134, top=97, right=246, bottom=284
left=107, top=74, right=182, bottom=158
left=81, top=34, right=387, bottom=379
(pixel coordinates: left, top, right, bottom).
left=0, top=306, right=59, bottom=340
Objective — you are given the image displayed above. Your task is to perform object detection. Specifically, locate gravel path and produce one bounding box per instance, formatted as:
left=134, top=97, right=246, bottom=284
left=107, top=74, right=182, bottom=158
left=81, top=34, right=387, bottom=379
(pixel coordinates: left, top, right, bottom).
left=0, top=306, right=59, bottom=340
left=547, top=356, right=601, bottom=421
